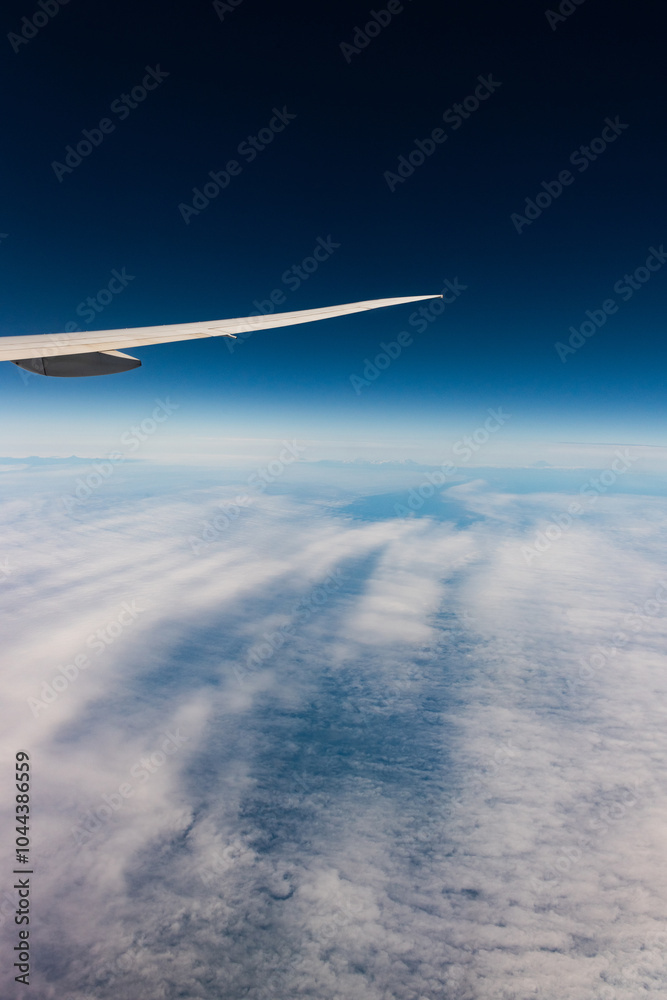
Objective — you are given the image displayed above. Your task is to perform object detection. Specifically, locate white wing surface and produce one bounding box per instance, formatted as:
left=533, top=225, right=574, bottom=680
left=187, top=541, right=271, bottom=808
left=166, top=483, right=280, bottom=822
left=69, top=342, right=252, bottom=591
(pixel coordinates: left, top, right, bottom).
left=0, top=294, right=441, bottom=377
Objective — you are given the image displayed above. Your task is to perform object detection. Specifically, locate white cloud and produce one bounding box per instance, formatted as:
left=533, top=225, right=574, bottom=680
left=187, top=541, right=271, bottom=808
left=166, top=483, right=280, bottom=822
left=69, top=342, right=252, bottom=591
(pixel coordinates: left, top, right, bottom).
left=1, top=468, right=666, bottom=998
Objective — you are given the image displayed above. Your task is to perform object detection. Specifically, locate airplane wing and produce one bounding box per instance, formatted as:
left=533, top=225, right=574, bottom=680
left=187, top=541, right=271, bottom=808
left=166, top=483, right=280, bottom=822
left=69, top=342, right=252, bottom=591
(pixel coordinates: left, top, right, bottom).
left=0, top=294, right=441, bottom=377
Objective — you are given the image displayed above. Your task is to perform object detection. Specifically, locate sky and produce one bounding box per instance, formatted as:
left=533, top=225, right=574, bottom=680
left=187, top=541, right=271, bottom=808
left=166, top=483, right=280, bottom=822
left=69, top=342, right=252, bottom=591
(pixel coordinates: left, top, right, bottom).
left=2, top=3, right=667, bottom=999
left=0, top=0, right=666, bottom=461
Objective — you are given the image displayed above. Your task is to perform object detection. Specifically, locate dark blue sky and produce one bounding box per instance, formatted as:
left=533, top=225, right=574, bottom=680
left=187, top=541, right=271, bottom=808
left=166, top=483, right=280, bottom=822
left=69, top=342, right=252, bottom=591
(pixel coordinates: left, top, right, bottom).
left=1, top=0, right=665, bottom=458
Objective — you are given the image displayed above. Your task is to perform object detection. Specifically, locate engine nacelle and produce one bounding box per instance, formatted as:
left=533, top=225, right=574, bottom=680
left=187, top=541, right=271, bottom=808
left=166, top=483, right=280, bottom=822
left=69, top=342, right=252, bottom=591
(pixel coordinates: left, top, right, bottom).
left=12, top=350, right=141, bottom=377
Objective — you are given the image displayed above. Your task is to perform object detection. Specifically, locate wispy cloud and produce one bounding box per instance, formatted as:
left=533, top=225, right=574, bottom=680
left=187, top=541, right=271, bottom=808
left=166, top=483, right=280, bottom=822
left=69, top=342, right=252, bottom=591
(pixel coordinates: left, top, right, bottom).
left=1, top=467, right=666, bottom=998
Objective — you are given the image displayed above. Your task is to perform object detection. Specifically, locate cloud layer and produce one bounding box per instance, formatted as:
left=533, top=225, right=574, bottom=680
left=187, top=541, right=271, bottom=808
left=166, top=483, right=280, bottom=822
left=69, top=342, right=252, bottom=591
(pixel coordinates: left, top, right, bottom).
left=1, top=463, right=666, bottom=999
